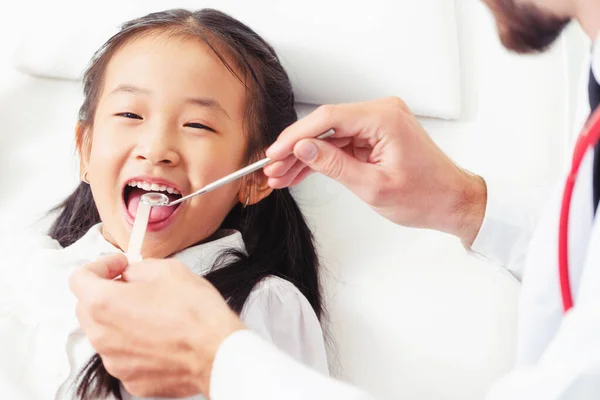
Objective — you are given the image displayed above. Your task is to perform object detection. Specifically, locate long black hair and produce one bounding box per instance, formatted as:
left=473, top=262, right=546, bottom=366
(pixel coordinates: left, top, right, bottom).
left=48, top=9, right=323, bottom=399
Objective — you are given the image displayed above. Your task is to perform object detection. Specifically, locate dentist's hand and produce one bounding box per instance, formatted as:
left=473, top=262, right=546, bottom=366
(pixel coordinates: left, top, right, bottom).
left=69, top=253, right=245, bottom=398
left=265, top=97, right=486, bottom=246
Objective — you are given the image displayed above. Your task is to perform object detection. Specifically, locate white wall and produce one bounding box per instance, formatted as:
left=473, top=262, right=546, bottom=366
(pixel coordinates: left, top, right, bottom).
left=562, top=23, right=590, bottom=128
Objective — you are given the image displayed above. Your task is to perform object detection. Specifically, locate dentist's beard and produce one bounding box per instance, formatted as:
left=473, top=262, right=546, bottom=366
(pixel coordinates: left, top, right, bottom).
left=484, top=0, right=570, bottom=54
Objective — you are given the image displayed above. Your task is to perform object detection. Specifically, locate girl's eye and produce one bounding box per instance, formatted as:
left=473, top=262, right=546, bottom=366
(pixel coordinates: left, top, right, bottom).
left=184, top=122, right=216, bottom=133
left=116, top=112, right=143, bottom=120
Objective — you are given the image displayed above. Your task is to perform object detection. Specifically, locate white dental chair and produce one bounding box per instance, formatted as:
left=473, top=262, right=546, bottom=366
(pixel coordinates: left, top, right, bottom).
left=0, top=0, right=585, bottom=398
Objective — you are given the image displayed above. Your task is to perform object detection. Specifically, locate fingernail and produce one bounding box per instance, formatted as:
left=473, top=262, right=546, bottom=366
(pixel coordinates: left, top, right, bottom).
left=296, top=141, right=318, bottom=162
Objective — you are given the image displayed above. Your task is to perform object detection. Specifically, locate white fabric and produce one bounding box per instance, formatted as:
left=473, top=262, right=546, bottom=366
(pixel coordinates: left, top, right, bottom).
left=468, top=177, right=538, bottom=281
left=211, top=330, right=370, bottom=400
left=207, top=40, right=600, bottom=400
left=12, top=0, right=461, bottom=120
left=0, top=225, right=327, bottom=399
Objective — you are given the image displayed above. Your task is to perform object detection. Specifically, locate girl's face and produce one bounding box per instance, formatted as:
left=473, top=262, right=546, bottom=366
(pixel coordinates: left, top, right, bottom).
left=81, top=33, right=266, bottom=258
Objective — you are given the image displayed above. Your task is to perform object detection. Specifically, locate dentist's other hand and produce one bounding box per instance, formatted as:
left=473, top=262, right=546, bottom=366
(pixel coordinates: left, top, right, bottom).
left=69, top=253, right=245, bottom=398
left=265, top=97, right=486, bottom=246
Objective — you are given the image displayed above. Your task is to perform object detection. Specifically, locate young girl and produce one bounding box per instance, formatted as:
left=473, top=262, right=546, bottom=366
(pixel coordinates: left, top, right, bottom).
left=0, top=8, right=327, bottom=400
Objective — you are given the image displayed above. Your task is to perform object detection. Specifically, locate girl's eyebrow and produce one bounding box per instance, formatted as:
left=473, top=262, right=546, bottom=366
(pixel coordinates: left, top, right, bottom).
left=186, top=97, right=230, bottom=120
left=109, top=84, right=150, bottom=96
left=109, top=84, right=231, bottom=120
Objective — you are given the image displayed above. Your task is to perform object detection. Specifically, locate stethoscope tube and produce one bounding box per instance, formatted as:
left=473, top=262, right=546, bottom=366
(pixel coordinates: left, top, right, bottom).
left=559, top=107, right=600, bottom=312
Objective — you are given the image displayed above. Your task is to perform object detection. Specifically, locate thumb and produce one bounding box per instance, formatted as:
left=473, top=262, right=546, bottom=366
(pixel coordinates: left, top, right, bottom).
left=83, top=253, right=129, bottom=280
left=294, top=139, right=372, bottom=189
left=122, top=258, right=166, bottom=283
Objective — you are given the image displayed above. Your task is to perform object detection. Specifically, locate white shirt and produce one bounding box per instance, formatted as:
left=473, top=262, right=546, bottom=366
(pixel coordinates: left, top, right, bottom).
left=0, top=224, right=328, bottom=399
left=207, top=46, right=600, bottom=400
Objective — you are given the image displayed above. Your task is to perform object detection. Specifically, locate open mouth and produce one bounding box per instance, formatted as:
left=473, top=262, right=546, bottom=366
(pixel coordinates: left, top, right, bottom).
left=123, top=179, right=183, bottom=225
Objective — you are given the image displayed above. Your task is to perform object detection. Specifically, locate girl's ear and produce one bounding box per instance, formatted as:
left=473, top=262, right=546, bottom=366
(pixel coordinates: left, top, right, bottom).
left=76, top=122, right=91, bottom=179
left=238, top=170, right=274, bottom=206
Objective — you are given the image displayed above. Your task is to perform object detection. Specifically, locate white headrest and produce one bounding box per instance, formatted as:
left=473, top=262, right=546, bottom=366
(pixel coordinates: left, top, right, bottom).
left=13, top=0, right=461, bottom=119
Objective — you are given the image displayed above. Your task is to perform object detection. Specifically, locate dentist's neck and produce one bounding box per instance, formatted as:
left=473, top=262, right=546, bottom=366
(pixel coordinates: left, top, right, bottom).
left=574, top=0, right=600, bottom=39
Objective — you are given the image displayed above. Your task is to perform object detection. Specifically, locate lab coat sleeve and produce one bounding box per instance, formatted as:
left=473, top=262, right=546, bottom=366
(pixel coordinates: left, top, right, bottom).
left=484, top=301, right=600, bottom=399
left=210, top=330, right=374, bottom=400
left=469, top=177, right=540, bottom=280
left=239, top=276, right=329, bottom=375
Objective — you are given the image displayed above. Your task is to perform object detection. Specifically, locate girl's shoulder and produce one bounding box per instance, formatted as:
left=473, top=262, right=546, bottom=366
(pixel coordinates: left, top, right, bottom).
left=240, top=275, right=320, bottom=328
left=240, top=275, right=329, bottom=374
left=250, top=274, right=303, bottom=294
left=245, top=275, right=311, bottom=310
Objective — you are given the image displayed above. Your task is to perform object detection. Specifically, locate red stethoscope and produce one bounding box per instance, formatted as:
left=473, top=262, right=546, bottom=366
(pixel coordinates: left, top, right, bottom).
left=559, top=106, right=600, bottom=313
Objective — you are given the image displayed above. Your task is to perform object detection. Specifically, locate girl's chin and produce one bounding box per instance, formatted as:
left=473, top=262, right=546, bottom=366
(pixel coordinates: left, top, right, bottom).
left=139, top=236, right=189, bottom=259
left=100, top=224, right=179, bottom=259
left=100, top=225, right=121, bottom=250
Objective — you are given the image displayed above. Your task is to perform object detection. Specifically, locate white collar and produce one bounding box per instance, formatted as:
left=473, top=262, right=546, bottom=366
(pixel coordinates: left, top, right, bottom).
left=60, top=224, right=246, bottom=276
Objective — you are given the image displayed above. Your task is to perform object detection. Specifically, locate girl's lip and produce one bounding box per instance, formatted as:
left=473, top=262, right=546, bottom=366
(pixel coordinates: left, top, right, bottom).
left=122, top=199, right=182, bottom=232
left=121, top=175, right=185, bottom=232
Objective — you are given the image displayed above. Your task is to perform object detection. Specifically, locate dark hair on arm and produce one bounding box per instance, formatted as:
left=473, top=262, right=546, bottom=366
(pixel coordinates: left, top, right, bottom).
left=47, top=8, right=323, bottom=399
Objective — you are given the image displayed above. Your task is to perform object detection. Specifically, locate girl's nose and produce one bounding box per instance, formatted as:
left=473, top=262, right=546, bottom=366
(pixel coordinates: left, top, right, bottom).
left=134, top=124, right=181, bottom=166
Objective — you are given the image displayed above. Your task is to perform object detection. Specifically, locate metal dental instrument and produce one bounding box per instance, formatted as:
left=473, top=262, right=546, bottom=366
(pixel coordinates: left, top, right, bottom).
left=140, top=129, right=335, bottom=207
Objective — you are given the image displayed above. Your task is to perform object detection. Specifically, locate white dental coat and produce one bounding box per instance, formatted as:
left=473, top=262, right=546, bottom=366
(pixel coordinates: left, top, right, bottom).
left=0, top=224, right=328, bottom=399
left=207, top=50, right=600, bottom=399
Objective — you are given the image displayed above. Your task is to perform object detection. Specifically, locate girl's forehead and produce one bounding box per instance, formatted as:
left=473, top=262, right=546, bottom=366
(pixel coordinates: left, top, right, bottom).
left=102, top=32, right=247, bottom=103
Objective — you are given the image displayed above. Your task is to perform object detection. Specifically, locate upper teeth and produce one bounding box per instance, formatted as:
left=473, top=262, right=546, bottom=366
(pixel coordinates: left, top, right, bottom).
left=127, top=180, right=181, bottom=195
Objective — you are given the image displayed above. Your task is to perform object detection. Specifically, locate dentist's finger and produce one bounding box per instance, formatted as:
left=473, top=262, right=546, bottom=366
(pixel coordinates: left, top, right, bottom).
left=69, top=253, right=128, bottom=298
left=88, top=253, right=129, bottom=279
left=122, top=258, right=189, bottom=283
left=267, top=104, right=348, bottom=160
left=268, top=159, right=310, bottom=189
left=269, top=138, right=368, bottom=188
left=263, top=154, right=297, bottom=178
left=328, top=137, right=352, bottom=149
left=122, top=259, right=163, bottom=283
left=267, top=98, right=411, bottom=162
left=291, top=138, right=379, bottom=191
left=265, top=137, right=352, bottom=179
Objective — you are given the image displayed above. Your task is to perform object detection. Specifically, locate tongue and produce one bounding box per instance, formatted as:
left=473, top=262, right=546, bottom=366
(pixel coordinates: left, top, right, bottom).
left=127, top=188, right=178, bottom=223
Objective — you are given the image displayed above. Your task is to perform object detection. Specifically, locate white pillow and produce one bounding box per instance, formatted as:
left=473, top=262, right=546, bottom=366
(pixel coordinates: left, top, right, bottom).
left=13, top=0, right=461, bottom=119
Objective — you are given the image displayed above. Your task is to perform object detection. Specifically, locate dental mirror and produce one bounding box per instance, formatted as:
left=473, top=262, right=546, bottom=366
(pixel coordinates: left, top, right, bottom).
left=140, top=192, right=170, bottom=207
